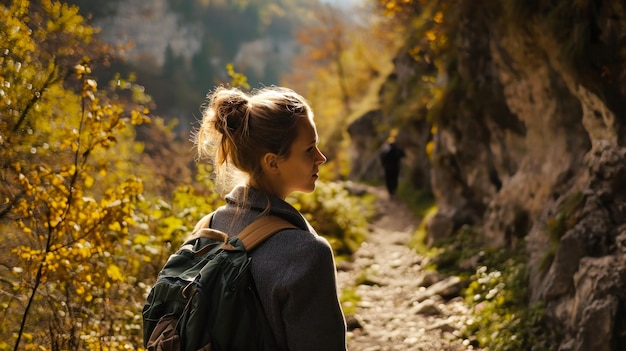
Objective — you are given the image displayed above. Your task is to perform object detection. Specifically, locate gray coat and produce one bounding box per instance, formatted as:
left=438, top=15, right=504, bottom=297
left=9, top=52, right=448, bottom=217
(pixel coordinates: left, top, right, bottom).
left=210, top=186, right=347, bottom=351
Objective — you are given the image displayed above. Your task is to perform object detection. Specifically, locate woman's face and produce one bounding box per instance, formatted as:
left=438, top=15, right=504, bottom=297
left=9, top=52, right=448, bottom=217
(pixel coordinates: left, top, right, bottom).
left=274, top=118, right=326, bottom=199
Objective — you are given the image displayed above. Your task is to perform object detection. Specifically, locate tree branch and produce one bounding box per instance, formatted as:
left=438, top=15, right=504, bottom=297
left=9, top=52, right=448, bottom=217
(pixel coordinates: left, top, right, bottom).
left=12, top=59, right=59, bottom=133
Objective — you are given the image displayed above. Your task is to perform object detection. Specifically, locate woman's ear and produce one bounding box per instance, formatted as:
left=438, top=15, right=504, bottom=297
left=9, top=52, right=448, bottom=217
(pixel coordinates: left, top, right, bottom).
left=262, top=152, right=280, bottom=174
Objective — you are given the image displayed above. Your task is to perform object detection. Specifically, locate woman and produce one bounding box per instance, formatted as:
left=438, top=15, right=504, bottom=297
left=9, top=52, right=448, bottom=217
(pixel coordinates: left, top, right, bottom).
left=194, top=86, right=347, bottom=350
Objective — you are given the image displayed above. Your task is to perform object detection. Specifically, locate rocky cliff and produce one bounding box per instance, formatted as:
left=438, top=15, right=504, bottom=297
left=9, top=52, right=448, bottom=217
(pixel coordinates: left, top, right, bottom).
left=350, top=1, right=626, bottom=349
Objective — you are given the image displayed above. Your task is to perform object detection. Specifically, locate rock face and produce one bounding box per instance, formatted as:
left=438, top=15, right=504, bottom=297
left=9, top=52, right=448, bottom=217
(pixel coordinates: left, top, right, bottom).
left=349, top=1, right=626, bottom=349
left=347, top=109, right=385, bottom=181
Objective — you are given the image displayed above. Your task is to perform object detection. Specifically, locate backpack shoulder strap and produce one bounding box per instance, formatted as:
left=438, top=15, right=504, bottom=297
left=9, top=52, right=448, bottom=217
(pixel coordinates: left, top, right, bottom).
left=192, top=212, right=214, bottom=234
left=178, top=212, right=221, bottom=257
left=225, top=216, right=297, bottom=251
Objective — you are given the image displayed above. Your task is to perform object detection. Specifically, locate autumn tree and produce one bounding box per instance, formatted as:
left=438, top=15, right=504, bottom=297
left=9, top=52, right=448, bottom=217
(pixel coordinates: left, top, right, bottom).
left=371, top=0, right=458, bottom=171
left=0, top=1, right=224, bottom=349
left=1, top=1, right=145, bottom=348
left=282, top=1, right=402, bottom=178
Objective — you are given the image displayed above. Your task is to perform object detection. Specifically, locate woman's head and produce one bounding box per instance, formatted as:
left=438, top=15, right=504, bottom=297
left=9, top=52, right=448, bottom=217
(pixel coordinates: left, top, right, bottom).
left=196, top=86, right=325, bottom=198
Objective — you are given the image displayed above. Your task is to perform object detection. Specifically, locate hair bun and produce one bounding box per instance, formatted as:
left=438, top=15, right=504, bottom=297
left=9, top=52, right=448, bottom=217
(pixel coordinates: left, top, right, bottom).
left=213, top=91, right=249, bottom=135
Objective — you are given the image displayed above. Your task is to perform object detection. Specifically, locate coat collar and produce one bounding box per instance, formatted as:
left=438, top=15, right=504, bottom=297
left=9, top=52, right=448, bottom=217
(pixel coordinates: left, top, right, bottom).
left=224, top=186, right=313, bottom=233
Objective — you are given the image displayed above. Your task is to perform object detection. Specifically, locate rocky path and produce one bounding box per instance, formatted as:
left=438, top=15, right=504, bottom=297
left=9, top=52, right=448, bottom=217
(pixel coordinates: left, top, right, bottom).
left=337, top=186, right=480, bottom=351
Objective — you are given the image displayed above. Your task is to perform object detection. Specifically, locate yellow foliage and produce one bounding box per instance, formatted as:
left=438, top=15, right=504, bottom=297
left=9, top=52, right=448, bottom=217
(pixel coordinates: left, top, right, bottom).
left=106, top=264, right=123, bottom=282
left=226, top=63, right=250, bottom=90
left=108, top=221, right=122, bottom=232
left=0, top=1, right=162, bottom=348
left=0, top=1, right=226, bottom=349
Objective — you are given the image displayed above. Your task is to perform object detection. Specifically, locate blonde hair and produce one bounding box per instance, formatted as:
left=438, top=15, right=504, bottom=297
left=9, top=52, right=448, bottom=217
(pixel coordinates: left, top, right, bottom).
left=195, top=86, right=313, bottom=196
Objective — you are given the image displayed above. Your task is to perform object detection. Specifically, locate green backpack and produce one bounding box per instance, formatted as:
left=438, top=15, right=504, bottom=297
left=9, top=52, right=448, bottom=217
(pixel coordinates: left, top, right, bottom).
left=142, top=213, right=295, bottom=351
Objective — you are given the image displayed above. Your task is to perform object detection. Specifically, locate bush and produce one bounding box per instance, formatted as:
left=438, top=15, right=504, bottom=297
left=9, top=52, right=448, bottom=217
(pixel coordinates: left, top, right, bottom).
left=287, top=181, right=374, bottom=259
left=463, top=260, right=551, bottom=351
left=428, top=227, right=557, bottom=351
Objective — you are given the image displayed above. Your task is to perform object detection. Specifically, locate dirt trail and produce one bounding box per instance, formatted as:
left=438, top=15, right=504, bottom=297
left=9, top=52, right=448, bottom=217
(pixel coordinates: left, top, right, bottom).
left=337, top=185, right=478, bottom=351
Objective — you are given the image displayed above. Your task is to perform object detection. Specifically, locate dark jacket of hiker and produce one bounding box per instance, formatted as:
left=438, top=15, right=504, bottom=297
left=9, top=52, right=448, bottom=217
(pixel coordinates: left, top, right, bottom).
left=379, top=142, right=406, bottom=196
left=210, top=185, right=347, bottom=351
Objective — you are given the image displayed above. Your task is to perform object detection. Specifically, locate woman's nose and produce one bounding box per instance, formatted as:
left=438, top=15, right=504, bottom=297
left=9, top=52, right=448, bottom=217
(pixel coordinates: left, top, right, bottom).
left=316, top=148, right=327, bottom=165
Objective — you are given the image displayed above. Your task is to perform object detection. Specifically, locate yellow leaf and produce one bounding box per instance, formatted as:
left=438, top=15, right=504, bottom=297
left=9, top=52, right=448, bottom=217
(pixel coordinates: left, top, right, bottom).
left=106, top=264, right=123, bottom=281
left=84, top=174, right=94, bottom=188
left=108, top=222, right=121, bottom=231
left=133, top=234, right=150, bottom=245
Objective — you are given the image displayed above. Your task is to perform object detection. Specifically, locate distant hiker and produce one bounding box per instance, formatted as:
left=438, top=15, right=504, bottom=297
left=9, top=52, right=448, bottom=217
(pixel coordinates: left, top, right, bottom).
left=193, top=86, right=347, bottom=350
left=379, top=131, right=405, bottom=197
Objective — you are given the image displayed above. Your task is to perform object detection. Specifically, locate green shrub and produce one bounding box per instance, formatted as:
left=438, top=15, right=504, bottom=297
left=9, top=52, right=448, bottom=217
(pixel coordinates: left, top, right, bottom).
left=340, top=287, right=361, bottom=315
left=287, top=181, right=374, bottom=259
left=424, top=226, right=557, bottom=350
left=463, top=260, right=552, bottom=351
